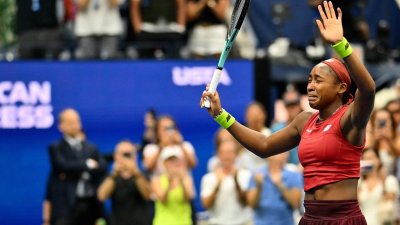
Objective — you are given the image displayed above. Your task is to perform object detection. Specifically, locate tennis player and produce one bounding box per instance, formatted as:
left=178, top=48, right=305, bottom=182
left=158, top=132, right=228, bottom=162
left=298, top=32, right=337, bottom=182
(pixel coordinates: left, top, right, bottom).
left=201, top=1, right=375, bottom=224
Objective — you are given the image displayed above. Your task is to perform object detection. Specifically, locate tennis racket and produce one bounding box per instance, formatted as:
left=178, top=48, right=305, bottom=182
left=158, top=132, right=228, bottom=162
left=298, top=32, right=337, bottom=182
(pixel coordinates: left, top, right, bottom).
left=202, top=0, right=251, bottom=108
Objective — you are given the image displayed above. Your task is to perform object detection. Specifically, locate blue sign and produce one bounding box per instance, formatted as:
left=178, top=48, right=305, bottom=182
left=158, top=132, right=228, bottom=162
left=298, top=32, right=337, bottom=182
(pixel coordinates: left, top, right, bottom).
left=0, top=60, right=253, bottom=225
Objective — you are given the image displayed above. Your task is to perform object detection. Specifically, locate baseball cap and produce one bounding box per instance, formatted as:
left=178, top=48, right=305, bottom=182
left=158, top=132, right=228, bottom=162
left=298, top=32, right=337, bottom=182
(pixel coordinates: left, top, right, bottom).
left=160, top=146, right=182, bottom=161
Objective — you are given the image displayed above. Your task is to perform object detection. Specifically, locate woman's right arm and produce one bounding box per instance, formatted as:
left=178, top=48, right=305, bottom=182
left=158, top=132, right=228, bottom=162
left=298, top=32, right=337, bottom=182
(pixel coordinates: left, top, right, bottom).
left=200, top=91, right=310, bottom=158
left=228, top=115, right=305, bottom=158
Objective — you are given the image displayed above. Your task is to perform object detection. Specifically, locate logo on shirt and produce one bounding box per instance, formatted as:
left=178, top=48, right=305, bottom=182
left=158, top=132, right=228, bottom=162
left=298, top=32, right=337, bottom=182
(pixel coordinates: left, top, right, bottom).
left=323, top=124, right=332, bottom=132
left=306, top=129, right=312, bottom=133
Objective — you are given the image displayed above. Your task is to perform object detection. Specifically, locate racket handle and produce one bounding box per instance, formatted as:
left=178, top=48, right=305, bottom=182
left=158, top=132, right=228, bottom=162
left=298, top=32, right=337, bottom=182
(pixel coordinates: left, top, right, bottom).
left=203, top=68, right=222, bottom=108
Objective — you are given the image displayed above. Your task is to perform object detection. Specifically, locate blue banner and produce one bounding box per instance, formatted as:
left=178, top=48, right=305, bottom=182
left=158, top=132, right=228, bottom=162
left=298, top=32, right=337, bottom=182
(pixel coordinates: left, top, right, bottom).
left=0, top=60, right=253, bottom=225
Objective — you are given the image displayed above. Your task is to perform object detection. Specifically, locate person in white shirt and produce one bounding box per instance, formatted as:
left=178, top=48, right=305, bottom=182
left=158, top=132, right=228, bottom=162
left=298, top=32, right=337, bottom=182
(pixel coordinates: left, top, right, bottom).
left=142, top=115, right=197, bottom=176
left=239, top=101, right=271, bottom=171
left=201, top=140, right=252, bottom=225
left=358, top=147, right=400, bottom=225
left=74, top=0, right=125, bottom=59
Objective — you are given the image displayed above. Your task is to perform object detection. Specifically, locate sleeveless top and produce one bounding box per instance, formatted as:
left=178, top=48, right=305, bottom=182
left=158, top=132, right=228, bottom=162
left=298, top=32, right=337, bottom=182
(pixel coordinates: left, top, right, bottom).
left=298, top=105, right=365, bottom=191
left=153, top=174, right=192, bottom=225
left=141, top=0, right=178, bottom=23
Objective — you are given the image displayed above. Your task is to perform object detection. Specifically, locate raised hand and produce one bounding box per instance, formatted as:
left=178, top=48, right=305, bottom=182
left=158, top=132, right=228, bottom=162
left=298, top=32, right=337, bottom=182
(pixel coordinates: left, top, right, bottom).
left=200, top=84, right=223, bottom=117
left=215, top=166, right=226, bottom=182
left=124, top=159, right=141, bottom=177
left=269, top=170, right=282, bottom=186
left=316, top=1, right=343, bottom=45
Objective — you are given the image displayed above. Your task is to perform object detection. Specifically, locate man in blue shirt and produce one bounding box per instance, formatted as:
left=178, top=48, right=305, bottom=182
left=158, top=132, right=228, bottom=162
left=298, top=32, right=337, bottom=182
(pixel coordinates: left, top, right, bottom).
left=247, top=152, right=303, bottom=225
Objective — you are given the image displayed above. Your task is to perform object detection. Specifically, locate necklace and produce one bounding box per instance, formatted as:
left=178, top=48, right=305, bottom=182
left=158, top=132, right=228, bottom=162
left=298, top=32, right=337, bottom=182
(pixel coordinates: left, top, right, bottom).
left=318, top=105, right=344, bottom=121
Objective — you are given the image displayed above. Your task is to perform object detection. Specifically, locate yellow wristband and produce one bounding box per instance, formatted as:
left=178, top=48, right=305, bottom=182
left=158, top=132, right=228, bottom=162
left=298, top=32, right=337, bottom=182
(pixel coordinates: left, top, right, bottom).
left=214, top=109, right=235, bottom=129
left=331, top=37, right=352, bottom=58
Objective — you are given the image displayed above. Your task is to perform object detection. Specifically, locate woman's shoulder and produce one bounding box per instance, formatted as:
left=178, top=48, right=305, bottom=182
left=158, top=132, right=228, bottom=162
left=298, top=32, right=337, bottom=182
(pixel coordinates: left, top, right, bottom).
left=297, top=110, right=315, bottom=120
left=293, top=110, right=316, bottom=130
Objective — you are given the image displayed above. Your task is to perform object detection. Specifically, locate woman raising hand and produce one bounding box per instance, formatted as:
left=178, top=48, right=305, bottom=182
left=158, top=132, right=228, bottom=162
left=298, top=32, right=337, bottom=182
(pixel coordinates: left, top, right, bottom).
left=201, top=1, right=375, bottom=224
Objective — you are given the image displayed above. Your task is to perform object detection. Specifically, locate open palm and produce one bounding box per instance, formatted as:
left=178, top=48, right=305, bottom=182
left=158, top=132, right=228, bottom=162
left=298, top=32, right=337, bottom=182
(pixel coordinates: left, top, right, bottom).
left=316, top=1, right=344, bottom=45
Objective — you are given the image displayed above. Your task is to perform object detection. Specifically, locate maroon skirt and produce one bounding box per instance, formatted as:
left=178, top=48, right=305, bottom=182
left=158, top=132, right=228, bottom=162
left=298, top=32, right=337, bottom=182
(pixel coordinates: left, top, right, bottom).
left=298, top=200, right=367, bottom=225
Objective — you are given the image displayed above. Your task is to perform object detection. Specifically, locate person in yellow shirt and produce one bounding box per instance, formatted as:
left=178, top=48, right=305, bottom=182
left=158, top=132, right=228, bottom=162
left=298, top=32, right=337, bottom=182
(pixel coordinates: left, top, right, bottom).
left=151, top=149, right=196, bottom=225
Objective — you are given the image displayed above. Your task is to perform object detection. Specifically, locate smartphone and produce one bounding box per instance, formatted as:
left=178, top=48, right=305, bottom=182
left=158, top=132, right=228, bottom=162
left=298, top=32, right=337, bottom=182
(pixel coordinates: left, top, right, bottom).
left=378, top=119, right=386, bottom=128
left=165, top=125, right=176, bottom=134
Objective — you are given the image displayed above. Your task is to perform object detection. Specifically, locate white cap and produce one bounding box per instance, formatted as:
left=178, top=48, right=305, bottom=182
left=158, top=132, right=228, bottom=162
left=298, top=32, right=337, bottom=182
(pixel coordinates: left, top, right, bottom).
left=160, top=146, right=182, bottom=161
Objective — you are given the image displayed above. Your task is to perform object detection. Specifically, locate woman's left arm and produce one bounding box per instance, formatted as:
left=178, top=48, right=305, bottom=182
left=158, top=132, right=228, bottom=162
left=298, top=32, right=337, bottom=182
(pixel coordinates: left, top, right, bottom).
left=316, top=1, right=375, bottom=128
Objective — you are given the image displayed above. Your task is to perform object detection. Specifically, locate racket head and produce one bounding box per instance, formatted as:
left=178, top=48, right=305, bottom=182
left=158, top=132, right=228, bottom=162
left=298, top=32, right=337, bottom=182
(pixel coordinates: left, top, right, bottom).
left=228, top=0, right=251, bottom=38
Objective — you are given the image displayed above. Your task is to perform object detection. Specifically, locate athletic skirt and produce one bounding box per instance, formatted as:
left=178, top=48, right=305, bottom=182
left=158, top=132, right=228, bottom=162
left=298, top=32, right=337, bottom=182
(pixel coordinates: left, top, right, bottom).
left=298, top=200, right=367, bottom=225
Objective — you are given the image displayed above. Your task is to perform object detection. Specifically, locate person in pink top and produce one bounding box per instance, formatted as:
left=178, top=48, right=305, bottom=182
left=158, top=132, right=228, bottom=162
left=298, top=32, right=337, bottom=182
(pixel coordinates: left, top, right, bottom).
left=200, top=1, right=375, bottom=224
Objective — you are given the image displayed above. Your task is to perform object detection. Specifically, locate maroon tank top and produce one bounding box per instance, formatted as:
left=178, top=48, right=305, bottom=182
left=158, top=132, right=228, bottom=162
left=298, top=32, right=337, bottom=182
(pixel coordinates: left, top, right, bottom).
left=298, top=105, right=364, bottom=191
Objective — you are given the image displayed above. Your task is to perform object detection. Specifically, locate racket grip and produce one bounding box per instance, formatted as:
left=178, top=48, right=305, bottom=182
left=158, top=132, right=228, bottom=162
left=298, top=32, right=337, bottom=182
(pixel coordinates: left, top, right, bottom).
left=203, top=68, right=222, bottom=108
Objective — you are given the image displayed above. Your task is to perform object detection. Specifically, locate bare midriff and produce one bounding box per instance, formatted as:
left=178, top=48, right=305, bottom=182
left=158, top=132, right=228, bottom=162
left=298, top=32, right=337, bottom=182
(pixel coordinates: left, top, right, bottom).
left=304, top=178, right=359, bottom=200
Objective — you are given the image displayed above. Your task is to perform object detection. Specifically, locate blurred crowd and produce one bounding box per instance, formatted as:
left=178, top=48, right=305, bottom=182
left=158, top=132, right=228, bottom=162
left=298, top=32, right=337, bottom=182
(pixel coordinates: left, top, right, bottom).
left=0, top=0, right=399, bottom=62
left=43, top=85, right=400, bottom=225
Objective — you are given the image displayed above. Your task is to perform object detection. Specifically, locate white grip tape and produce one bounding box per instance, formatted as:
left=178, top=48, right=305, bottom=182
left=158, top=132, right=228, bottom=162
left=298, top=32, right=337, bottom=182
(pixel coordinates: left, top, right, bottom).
left=203, top=69, right=222, bottom=108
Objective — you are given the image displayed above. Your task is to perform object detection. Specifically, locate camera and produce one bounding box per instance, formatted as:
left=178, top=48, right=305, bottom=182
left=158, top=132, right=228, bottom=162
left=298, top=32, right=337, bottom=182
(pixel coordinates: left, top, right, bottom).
left=122, top=152, right=132, bottom=158
left=360, top=160, right=374, bottom=174
left=378, top=119, right=386, bottom=128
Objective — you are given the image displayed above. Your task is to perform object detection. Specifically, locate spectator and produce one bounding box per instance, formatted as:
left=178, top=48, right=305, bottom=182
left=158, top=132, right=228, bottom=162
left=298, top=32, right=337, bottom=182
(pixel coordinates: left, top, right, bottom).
left=74, top=0, right=125, bottom=59
left=42, top=129, right=88, bottom=225
left=48, top=108, right=107, bottom=225
left=247, top=152, right=303, bottom=225
left=367, top=108, right=398, bottom=176
left=374, top=79, right=400, bottom=110
left=240, top=101, right=271, bottom=171
left=385, top=99, right=400, bottom=133
left=358, top=147, right=399, bottom=225
left=130, top=0, right=186, bottom=59
left=186, top=0, right=230, bottom=58
left=151, top=148, right=195, bottom=225
left=384, top=99, right=400, bottom=180
left=142, top=115, right=197, bottom=176
left=138, top=108, right=157, bottom=156
left=97, top=140, right=152, bottom=225
left=271, top=88, right=303, bottom=167
left=200, top=140, right=253, bottom=225
left=213, top=127, right=238, bottom=148
left=207, top=127, right=240, bottom=171
left=16, top=0, right=63, bottom=59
